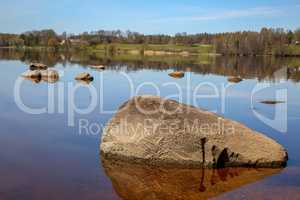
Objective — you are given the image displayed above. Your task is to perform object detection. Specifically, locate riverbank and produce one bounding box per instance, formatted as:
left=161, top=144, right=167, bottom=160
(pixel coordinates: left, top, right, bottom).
left=64, top=43, right=300, bottom=57
left=2, top=43, right=300, bottom=57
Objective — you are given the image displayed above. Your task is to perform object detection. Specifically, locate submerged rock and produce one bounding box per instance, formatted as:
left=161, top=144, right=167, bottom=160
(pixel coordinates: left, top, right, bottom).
left=100, top=96, right=287, bottom=168
left=75, top=72, right=94, bottom=82
left=102, top=158, right=283, bottom=200
left=260, top=100, right=285, bottom=105
left=228, top=77, right=243, bottom=83
left=29, top=63, right=48, bottom=70
left=168, top=71, right=185, bottom=78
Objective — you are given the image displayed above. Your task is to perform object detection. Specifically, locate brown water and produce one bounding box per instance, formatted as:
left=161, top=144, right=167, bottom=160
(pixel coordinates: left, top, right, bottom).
left=0, top=49, right=300, bottom=199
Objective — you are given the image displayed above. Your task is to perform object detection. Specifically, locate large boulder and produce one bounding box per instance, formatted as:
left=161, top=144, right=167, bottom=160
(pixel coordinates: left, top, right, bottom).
left=100, top=96, right=288, bottom=168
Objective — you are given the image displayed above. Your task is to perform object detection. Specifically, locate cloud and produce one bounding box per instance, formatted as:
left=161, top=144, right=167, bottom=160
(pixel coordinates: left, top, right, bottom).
left=151, top=6, right=282, bottom=23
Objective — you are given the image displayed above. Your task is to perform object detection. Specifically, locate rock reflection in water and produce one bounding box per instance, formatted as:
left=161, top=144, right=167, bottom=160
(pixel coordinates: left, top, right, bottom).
left=77, top=79, right=93, bottom=85
left=41, top=76, right=59, bottom=84
left=22, top=76, right=59, bottom=84
left=22, top=76, right=42, bottom=84
left=101, top=158, right=282, bottom=200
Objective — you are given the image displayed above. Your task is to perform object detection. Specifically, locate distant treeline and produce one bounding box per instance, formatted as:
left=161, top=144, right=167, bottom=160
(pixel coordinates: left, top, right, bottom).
left=0, top=28, right=300, bottom=56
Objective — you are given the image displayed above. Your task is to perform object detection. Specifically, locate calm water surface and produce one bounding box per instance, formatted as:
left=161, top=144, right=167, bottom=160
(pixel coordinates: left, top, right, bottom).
left=0, top=50, right=300, bottom=199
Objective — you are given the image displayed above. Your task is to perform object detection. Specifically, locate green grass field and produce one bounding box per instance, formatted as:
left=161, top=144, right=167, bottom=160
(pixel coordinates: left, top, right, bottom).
left=286, top=45, right=300, bottom=56
left=84, top=43, right=215, bottom=55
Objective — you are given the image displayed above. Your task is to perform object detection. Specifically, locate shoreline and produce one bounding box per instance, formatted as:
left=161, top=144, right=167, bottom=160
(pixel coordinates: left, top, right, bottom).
left=0, top=45, right=300, bottom=57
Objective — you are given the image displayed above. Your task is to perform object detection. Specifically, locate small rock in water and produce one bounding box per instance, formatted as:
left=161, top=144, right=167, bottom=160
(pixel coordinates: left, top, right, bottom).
left=29, top=63, right=48, bottom=70
left=101, top=95, right=288, bottom=168
left=228, top=77, right=243, bottom=83
left=260, top=100, right=285, bottom=105
left=90, top=65, right=105, bottom=70
left=75, top=72, right=94, bottom=82
left=21, top=69, right=59, bottom=83
left=168, top=71, right=185, bottom=78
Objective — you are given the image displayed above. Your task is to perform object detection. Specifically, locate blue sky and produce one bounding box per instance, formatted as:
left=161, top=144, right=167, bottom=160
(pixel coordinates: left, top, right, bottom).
left=1, top=0, right=300, bottom=34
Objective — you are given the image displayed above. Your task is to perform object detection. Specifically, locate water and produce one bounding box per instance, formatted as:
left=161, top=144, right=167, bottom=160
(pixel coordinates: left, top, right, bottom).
left=0, top=49, right=300, bottom=199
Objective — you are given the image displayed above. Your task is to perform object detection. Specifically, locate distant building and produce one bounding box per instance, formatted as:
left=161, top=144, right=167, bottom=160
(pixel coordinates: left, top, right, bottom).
left=295, top=41, right=300, bottom=45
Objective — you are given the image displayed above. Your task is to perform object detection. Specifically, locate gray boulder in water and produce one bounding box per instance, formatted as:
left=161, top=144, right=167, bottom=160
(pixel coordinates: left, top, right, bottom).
left=100, top=96, right=288, bottom=168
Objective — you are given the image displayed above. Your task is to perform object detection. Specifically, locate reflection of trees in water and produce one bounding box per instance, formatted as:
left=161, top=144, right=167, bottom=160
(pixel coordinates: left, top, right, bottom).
left=0, top=48, right=68, bottom=67
left=1, top=48, right=300, bottom=82
left=287, top=67, right=300, bottom=82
